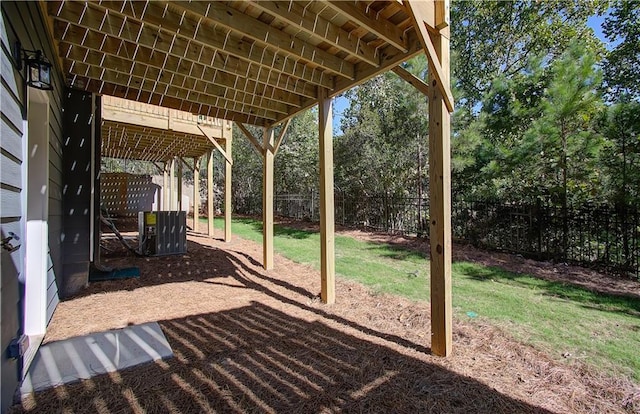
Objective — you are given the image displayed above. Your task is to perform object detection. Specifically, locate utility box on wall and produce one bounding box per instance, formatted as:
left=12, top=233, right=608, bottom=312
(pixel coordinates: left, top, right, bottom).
left=138, top=211, right=187, bottom=256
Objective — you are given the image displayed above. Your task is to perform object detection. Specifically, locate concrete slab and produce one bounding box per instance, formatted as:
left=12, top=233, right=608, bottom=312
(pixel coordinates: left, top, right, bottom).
left=21, top=322, right=173, bottom=395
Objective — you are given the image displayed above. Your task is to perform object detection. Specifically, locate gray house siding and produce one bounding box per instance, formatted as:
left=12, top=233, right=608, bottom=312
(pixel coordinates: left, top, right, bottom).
left=0, top=2, right=64, bottom=410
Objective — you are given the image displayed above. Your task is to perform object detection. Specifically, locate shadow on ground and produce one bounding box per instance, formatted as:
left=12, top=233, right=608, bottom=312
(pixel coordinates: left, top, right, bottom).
left=15, top=301, right=551, bottom=413
left=11, top=233, right=560, bottom=413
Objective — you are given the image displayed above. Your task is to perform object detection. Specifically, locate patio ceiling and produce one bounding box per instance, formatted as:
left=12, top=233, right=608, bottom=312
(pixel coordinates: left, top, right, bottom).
left=100, top=95, right=232, bottom=162
left=42, top=0, right=445, bottom=127
left=101, top=121, right=213, bottom=162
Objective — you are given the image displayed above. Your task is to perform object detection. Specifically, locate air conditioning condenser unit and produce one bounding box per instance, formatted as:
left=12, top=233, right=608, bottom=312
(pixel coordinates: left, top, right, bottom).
left=138, top=211, right=187, bottom=256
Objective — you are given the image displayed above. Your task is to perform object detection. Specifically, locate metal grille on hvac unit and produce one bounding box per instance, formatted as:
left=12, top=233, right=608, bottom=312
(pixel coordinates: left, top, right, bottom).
left=138, top=211, right=187, bottom=256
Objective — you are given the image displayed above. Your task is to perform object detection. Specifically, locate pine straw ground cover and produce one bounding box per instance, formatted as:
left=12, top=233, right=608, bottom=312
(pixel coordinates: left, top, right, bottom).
left=12, top=231, right=639, bottom=413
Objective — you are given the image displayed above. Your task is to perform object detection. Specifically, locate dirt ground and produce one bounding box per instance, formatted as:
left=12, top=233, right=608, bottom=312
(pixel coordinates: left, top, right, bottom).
left=13, top=226, right=639, bottom=413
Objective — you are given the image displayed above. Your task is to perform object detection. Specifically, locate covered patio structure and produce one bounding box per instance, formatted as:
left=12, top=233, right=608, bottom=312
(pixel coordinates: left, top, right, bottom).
left=44, top=0, right=453, bottom=355
left=100, top=95, right=233, bottom=239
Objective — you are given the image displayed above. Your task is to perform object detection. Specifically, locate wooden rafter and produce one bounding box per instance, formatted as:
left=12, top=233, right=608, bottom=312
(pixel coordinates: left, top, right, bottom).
left=51, top=1, right=333, bottom=89
left=321, top=1, right=408, bottom=52
left=171, top=1, right=355, bottom=80
left=76, top=74, right=270, bottom=126
left=67, top=61, right=282, bottom=120
left=61, top=43, right=301, bottom=111
left=248, top=1, right=380, bottom=67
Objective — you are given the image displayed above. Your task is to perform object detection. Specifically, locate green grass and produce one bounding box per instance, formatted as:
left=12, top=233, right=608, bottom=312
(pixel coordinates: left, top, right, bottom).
left=206, top=217, right=640, bottom=382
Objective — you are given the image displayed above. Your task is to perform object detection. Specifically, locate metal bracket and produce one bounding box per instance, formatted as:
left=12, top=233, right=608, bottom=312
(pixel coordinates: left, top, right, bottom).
left=1, top=232, right=20, bottom=253
left=8, top=335, right=29, bottom=359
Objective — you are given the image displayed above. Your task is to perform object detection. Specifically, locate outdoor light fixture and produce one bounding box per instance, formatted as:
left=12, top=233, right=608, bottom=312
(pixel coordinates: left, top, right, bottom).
left=14, top=41, right=53, bottom=91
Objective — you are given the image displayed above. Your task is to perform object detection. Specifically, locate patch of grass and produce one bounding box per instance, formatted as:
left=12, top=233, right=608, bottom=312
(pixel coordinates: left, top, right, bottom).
left=206, top=217, right=640, bottom=381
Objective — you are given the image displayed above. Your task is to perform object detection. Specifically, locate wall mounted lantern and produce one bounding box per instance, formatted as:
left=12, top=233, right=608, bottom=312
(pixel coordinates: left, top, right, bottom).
left=14, top=41, right=53, bottom=91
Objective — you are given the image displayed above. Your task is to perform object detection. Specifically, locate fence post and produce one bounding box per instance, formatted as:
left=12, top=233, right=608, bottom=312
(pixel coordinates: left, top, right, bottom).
left=536, top=198, right=542, bottom=256
left=384, top=194, right=390, bottom=232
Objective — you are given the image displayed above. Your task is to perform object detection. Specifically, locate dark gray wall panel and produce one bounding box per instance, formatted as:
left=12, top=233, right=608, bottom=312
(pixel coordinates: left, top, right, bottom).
left=60, top=89, right=94, bottom=299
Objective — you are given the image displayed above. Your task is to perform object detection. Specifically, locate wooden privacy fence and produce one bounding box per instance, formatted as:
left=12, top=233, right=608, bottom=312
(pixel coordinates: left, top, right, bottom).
left=101, top=173, right=159, bottom=216
left=234, top=194, right=639, bottom=279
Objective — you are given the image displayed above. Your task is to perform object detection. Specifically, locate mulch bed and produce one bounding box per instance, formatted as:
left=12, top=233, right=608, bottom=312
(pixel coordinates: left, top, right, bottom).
left=11, top=227, right=639, bottom=413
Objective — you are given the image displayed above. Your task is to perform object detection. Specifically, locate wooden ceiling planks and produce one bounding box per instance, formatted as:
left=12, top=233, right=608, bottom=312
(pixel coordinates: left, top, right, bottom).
left=101, top=120, right=216, bottom=162
left=100, top=96, right=230, bottom=163
left=44, top=1, right=440, bottom=127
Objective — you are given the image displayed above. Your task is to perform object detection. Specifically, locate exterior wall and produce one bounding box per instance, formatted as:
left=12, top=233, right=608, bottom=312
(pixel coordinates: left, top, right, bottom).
left=0, top=2, right=64, bottom=410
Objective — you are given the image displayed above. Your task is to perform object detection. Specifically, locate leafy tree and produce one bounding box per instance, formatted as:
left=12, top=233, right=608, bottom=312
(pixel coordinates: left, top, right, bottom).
left=451, top=0, right=606, bottom=110
left=599, top=101, right=640, bottom=207
left=231, top=124, right=263, bottom=211
left=603, top=0, right=640, bottom=100
left=275, top=109, right=319, bottom=195
left=335, top=67, right=428, bottom=200
left=514, top=42, right=604, bottom=206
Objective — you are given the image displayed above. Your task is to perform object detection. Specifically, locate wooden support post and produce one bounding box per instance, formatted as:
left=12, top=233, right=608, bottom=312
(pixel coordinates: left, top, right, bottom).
left=170, top=157, right=176, bottom=210
left=207, top=149, right=214, bottom=237
left=428, top=30, right=453, bottom=357
left=193, top=157, right=200, bottom=232
left=318, top=88, right=335, bottom=305
left=263, top=128, right=275, bottom=270
left=163, top=160, right=169, bottom=210
left=177, top=158, right=183, bottom=212
left=224, top=137, right=232, bottom=242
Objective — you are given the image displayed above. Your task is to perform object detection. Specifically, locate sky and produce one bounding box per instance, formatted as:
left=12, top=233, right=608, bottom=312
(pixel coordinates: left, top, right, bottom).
left=332, top=12, right=613, bottom=136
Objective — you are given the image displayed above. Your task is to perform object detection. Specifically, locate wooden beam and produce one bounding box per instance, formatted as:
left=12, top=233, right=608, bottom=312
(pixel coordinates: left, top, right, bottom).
left=69, top=72, right=271, bottom=127
left=428, top=29, right=452, bottom=357
left=54, top=1, right=334, bottom=89
left=64, top=61, right=282, bottom=121
left=435, top=0, right=451, bottom=30
left=193, top=157, right=200, bottom=232
left=322, top=1, right=408, bottom=52
left=281, top=35, right=424, bottom=126
left=224, top=137, right=232, bottom=243
left=237, top=123, right=265, bottom=155
left=57, top=31, right=316, bottom=100
left=178, top=157, right=194, bottom=173
left=263, top=128, right=275, bottom=270
left=248, top=0, right=379, bottom=67
left=318, top=88, right=335, bottom=305
left=207, top=149, right=215, bottom=237
left=273, top=119, right=292, bottom=155
left=391, top=66, right=430, bottom=97
left=151, top=162, right=164, bottom=175
left=198, top=126, right=233, bottom=165
left=405, top=1, right=454, bottom=112
left=64, top=45, right=297, bottom=113
left=172, top=1, right=355, bottom=79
